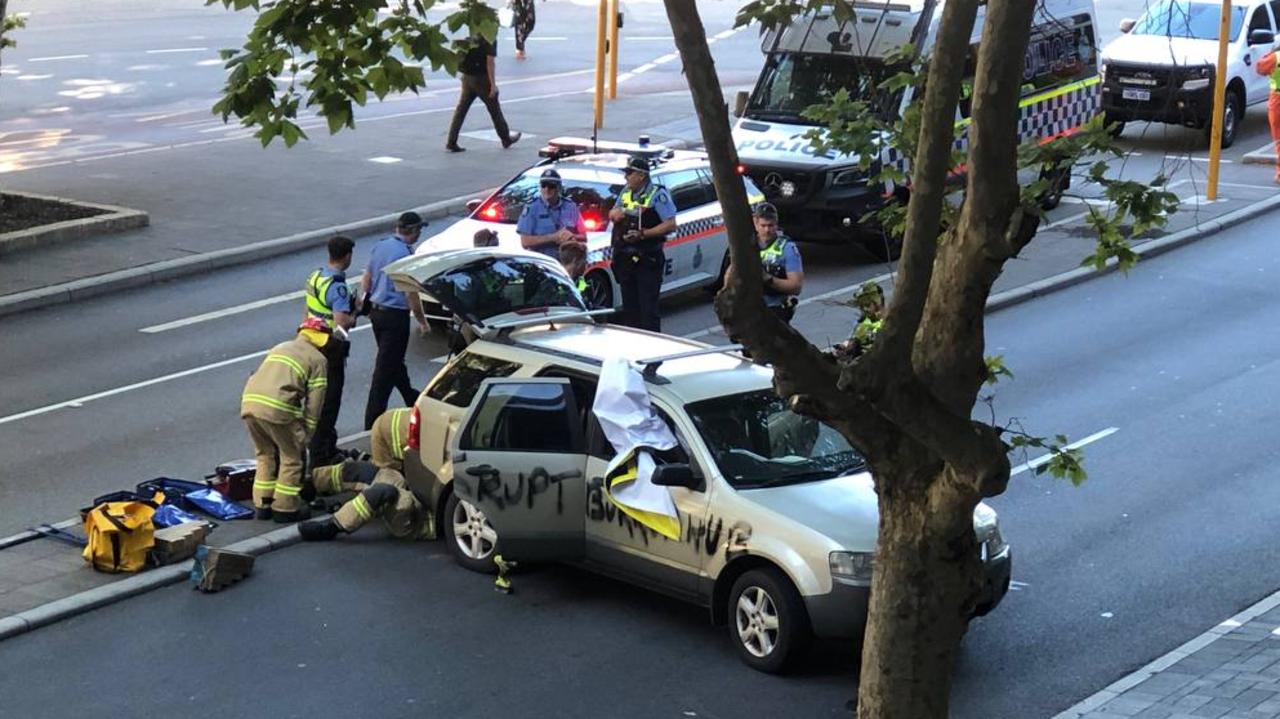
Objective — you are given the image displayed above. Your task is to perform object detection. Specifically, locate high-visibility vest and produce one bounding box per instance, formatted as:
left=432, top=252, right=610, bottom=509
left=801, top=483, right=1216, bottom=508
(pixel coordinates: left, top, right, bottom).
left=759, top=235, right=791, bottom=293
left=304, top=269, right=337, bottom=328
left=576, top=276, right=587, bottom=294
left=616, top=184, right=665, bottom=252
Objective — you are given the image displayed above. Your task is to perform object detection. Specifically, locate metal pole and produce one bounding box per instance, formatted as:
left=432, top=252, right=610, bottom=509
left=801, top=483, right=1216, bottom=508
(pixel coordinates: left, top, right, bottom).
left=1206, top=0, right=1231, bottom=200
left=608, top=0, right=620, bottom=100
left=594, top=0, right=607, bottom=128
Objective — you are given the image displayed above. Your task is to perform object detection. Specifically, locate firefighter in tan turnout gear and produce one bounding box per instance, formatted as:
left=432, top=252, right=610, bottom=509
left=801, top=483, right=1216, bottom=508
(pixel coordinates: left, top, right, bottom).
left=306, top=406, right=410, bottom=496
left=241, top=318, right=328, bottom=522
left=298, top=407, right=434, bottom=542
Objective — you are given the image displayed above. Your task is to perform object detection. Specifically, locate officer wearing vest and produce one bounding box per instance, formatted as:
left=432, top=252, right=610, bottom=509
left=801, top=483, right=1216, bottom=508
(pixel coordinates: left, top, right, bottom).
left=753, top=202, right=804, bottom=323
left=304, top=235, right=356, bottom=466
left=517, top=169, right=587, bottom=258
left=608, top=155, right=677, bottom=331
left=1257, top=49, right=1280, bottom=182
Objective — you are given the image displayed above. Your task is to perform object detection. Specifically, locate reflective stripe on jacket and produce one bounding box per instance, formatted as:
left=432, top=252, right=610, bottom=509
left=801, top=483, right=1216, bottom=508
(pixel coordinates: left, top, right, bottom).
left=241, top=336, right=328, bottom=430
left=304, top=269, right=336, bottom=327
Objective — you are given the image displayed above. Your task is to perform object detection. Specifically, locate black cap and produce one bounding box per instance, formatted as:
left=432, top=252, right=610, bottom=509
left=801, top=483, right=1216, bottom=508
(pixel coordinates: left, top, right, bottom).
left=397, top=211, right=424, bottom=230
left=540, top=169, right=562, bottom=185
left=752, top=202, right=779, bottom=220
left=623, top=155, right=650, bottom=175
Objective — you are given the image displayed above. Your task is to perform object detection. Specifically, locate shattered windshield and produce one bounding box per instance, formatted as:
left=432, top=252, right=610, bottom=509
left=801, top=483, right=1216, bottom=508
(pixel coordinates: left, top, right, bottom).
left=686, top=390, right=867, bottom=489
left=747, top=53, right=904, bottom=124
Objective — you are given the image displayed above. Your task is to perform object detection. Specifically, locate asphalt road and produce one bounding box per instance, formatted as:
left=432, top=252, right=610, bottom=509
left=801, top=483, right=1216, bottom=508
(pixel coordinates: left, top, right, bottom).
left=4, top=207, right=1280, bottom=718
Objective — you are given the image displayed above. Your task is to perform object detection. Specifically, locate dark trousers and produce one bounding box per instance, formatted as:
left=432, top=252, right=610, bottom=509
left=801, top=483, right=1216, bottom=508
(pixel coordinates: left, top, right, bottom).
left=364, top=306, right=419, bottom=430
left=446, top=74, right=512, bottom=146
left=308, top=338, right=349, bottom=464
left=614, top=251, right=664, bottom=332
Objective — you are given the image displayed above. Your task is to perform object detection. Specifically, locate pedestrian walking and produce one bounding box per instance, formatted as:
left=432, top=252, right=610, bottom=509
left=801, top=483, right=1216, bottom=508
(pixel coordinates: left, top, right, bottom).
left=362, top=212, right=429, bottom=430
left=241, top=318, right=329, bottom=523
left=512, top=0, right=536, bottom=60
left=607, top=155, right=677, bottom=332
left=445, top=32, right=522, bottom=153
left=1257, top=49, right=1280, bottom=183
left=517, top=169, right=587, bottom=258
left=304, top=235, right=356, bottom=467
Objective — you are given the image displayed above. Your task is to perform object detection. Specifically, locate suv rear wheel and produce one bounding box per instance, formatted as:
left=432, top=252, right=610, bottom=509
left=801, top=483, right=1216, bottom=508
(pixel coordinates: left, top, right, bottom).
left=444, top=492, right=499, bottom=574
left=728, top=568, right=811, bottom=673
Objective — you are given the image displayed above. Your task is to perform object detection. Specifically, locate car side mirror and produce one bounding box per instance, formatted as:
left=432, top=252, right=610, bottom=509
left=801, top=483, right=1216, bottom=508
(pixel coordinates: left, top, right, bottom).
left=466, top=198, right=483, bottom=213
left=1250, top=29, right=1275, bottom=45
left=1119, top=18, right=1135, bottom=33
left=651, top=463, right=700, bottom=489
left=733, top=90, right=749, bottom=118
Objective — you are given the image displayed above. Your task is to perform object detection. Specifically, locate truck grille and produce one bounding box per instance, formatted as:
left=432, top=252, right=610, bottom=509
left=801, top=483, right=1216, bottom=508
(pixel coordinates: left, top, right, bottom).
left=746, top=168, right=820, bottom=205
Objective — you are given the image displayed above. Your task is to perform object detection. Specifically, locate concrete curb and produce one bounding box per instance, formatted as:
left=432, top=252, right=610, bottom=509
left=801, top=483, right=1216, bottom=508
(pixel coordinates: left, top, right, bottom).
left=0, top=189, right=493, bottom=319
left=987, top=191, right=1280, bottom=313
left=0, top=524, right=302, bottom=643
left=0, top=192, right=149, bottom=256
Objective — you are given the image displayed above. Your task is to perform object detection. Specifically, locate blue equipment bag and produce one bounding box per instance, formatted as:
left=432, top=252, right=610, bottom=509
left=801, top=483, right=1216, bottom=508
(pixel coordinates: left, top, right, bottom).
left=152, top=503, right=205, bottom=528
left=184, top=487, right=253, bottom=520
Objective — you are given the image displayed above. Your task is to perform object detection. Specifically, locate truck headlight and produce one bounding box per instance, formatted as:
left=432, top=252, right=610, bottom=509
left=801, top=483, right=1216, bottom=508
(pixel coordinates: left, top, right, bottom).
left=829, top=551, right=874, bottom=584
left=1182, top=66, right=1212, bottom=91
left=831, top=168, right=865, bottom=188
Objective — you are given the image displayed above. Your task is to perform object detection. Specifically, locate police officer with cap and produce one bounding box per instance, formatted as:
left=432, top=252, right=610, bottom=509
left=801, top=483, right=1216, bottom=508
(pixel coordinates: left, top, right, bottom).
left=517, top=169, right=587, bottom=259
left=608, top=155, right=677, bottom=331
left=362, top=211, right=429, bottom=430
left=752, top=202, right=803, bottom=323
left=303, top=235, right=356, bottom=466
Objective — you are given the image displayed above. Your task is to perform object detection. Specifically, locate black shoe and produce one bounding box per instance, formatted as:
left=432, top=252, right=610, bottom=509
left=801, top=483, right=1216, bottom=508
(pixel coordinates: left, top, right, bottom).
left=446, top=144, right=466, bottom=153
left=254, top=506, right=273, bottom=521
left=502, top=131, right=522, bottom=149
left=298, top=518, right=342, bottom=541
left=300, top=482, right=317, bottom=503
left=272, top=506, right=312, bottom=524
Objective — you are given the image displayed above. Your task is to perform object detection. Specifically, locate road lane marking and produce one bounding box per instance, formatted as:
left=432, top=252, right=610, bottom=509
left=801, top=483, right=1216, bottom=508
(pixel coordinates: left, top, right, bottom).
left=1009, top=427, right=1119, bottom=477
left=369, top=155, right=403, bottom=164
left=0, top=325, right=371, bottom=427
left=146, top=47, right=209, bottom=55
left=139, top=290, right=306, bottom=333
left=28, top=54, right=88, bottom=62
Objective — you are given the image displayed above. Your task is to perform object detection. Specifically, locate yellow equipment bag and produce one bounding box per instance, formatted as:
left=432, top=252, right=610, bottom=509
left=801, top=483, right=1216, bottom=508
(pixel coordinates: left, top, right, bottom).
left=81, top=496, right=161, bottom=573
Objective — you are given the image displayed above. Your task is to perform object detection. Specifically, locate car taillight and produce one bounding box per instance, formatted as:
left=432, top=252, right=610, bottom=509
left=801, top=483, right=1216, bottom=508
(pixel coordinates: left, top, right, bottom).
left=736, top=163, right=748, bottom=175
left=582, top=214, right=602, bottom=231
left=407, top=405, right=421, bottom=452
left=481, top=204, right=501, bottom=220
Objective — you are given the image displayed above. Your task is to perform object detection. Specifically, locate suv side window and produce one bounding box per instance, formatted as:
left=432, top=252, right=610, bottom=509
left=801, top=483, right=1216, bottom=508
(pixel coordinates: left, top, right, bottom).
left=1271, top=1, right=1280, bottom=29
left=537, top=367, right=599, bottom=436
left=660, top=169, right=711, bottom=212
left=425, top=353, right=521, bottom=408
left=1250, top=5, right=1273, bottom=34
left=461, top=382, right=582, bottom=453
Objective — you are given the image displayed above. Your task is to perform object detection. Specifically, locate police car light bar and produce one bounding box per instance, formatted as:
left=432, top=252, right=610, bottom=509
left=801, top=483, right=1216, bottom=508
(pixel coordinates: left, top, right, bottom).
left=538, top=136, right=673, bottom=160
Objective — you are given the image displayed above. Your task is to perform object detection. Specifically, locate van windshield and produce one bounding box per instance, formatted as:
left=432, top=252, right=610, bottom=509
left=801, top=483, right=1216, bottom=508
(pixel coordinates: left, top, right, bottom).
left=1131, top=0, right=1244, bottom=41
left=686, top=390, right=867, bottom=489
left=746, top=53, right=904, bottom=125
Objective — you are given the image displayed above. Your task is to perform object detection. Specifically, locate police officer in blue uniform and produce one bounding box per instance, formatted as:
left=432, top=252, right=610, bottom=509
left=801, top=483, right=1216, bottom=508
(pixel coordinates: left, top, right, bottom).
left=362, top=212, right=429, bottom=430
left=304, top=235, right=357, bottom=465
left=753, top=202, right=804, bottom=324
left=517, top=169, right=587, bottom=258
left=607, top=156, right=677, bottom=331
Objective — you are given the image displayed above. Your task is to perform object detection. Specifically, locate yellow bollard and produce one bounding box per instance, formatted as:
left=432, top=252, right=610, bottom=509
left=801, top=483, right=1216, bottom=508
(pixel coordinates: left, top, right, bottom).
left=608, top=0, right=620, bottom=100
left=1206, top=0, right=1231, bottom=201
left=594, top=0, right=607, bottom=129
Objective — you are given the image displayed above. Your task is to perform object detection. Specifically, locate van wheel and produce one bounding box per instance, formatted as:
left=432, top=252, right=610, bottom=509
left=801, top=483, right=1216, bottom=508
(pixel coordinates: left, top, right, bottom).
left=1208, top=87, right=1243, bottom=149
left=728, top=568, right=811, bottom=674
left=1104, top=113, right=1125, bottom=138
left=583, top=270, right=613, bottom=310
left=859, top=228, right=903, bottom=263
left=444, top=492, right=498, bottom=574
left=1038, top=164, right=1072, bottom=211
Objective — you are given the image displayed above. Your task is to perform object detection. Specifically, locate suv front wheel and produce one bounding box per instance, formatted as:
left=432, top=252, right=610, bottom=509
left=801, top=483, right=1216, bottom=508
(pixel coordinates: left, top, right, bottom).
left=444, top=492, right=499, bottom=574
left=1206, top=86, right=1243, bottom=149
left=728, top=568, right=812, bottom=673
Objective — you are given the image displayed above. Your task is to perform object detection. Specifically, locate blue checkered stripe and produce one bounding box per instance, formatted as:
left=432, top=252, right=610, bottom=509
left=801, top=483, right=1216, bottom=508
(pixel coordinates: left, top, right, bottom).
left=676, top=213, right=724, bottom=239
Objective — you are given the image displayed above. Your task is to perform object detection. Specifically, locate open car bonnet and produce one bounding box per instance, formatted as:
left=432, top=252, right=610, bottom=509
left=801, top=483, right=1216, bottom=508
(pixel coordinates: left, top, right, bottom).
left=384, top=247, right=588, bottom=329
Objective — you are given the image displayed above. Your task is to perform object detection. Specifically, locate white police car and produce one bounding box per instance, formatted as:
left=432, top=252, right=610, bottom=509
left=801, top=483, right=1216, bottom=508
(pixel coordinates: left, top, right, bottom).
left=415, top=137, right=765, bottom=310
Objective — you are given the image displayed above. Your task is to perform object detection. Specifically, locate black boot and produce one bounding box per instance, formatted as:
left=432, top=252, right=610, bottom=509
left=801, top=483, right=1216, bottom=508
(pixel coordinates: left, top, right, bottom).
left=298, top=518, right=342, bottom=541
left=254, top=502, right=273, bottom=521
left=272, top=505, right=312, bottom=524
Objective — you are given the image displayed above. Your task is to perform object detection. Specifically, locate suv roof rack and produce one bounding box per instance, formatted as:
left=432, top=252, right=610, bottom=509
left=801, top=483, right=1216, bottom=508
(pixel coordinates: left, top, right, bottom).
left=636, top=344, right=746, bottom=382
left=539, top=135, right=676, bottom=162
left=476, top=308, right=615, bottom=340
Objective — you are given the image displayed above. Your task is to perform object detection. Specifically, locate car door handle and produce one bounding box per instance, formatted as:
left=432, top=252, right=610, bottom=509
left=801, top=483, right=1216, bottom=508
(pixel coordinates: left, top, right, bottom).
left=464, top=464, right=495, bottom=477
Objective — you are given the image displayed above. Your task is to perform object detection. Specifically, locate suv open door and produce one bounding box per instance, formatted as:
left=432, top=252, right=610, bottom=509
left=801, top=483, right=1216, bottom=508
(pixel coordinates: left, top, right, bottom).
left=449, top=378, right=587, bottom=562
left=385, top=247, right=587, bottom=330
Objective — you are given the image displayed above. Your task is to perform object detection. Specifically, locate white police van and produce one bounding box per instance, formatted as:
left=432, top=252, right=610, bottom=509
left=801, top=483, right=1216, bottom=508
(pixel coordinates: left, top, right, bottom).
left=732, top=0, right=1102, bottom=259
